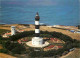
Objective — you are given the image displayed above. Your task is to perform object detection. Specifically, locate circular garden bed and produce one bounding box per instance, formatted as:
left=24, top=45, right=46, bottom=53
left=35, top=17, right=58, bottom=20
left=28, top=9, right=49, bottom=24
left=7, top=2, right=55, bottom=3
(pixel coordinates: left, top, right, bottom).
left=1, top=31, right=80, bottom=57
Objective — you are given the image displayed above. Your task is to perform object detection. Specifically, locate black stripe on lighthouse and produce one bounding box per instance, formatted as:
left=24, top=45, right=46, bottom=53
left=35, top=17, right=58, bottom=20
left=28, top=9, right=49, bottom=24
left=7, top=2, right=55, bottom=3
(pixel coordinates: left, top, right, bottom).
left=35, top=25, right=39, bottom=29
left=35, top=12, right=40, bottom=37
left=35, top=17, right=39, bottom=21
left=35, top=33, right=40, bottom=37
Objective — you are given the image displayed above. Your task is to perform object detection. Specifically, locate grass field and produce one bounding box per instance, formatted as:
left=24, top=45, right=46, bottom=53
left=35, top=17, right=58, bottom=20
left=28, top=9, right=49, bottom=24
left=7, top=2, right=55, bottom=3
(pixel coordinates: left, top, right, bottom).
left=60, top=48, right=80, bottom=58
left=0, top=53, right=16, bottom=58
left=0, top=29, right=9, bottom=34
left=0, top=24, right=80, bottom=40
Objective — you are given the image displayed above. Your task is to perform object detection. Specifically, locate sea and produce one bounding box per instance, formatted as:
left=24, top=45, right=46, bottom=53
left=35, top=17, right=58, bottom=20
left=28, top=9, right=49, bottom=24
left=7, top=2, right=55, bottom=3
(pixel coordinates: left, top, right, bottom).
left=0, top=0, right=79, bottom=26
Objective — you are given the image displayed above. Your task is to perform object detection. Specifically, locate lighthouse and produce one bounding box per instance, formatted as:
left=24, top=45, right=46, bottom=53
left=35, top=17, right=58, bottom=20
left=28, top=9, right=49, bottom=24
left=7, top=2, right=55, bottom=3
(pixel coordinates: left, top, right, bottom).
left=32, top=12, right=43, bottom=46
left=11, top=26, right=16, bottom=35
left=35, top=12, right=40, bottom=38
left=26, top=12, right=49, bottom=47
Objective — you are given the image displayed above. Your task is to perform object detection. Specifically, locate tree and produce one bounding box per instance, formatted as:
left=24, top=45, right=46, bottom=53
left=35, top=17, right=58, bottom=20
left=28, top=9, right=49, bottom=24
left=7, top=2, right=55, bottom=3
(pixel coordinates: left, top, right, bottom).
left=0, top=49, right=9, bottom=54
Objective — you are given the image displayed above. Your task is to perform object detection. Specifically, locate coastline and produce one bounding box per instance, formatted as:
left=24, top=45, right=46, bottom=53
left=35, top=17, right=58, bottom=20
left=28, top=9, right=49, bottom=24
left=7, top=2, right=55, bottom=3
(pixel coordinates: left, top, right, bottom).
left=0, top=22, right=79, bottom=26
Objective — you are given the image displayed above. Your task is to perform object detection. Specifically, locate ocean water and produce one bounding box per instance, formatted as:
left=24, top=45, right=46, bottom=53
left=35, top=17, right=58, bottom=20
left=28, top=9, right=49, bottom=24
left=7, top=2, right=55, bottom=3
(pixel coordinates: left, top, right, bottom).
left=0, top=0, right=79, bottom=26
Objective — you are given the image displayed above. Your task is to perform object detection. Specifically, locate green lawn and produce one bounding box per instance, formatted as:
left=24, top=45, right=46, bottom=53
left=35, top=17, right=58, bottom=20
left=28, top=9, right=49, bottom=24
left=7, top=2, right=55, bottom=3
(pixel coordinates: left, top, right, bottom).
left=50, top=43, right=64, bottom=46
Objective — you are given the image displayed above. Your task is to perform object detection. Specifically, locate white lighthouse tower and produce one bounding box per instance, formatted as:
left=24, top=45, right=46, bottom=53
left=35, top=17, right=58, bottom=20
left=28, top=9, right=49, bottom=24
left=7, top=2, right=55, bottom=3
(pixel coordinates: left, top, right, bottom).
left=32, top=12, right=43, bottom=46
left=11, top=26, right=16, bottom=35
left=26, top=12, right=49, bottom=47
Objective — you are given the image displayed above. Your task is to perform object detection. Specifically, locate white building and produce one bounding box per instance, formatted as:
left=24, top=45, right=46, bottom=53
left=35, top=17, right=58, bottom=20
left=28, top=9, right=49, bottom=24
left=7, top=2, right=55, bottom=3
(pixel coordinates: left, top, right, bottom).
left=32, top=12, right=44, bottom=46
left=26, top=12, right=49, bottom=47
left=11, top=26, right=16, bottom=35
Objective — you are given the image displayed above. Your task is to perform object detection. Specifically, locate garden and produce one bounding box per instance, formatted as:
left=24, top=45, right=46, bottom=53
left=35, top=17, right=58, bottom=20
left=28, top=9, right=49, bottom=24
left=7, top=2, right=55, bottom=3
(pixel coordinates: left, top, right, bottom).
left=0, top=31, right=80, bottom=57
